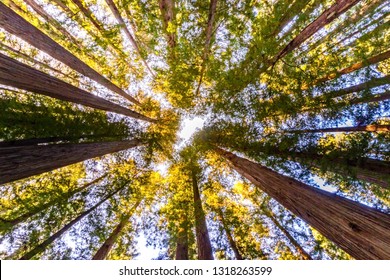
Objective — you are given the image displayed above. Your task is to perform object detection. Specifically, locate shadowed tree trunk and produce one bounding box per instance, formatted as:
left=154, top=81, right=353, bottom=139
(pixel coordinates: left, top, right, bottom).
left=272, top=0, right=361, bottom=64
left=0, top=53, right=154, bottom=121
left=0, top=139, right=142, bottom=185
left=92, top=200, right=141, bottom=260
left=191, top=169, right=213, bottom=260
left=175, top=205, right=190, bottom=260
left=216, top=209, right=243, bottom=260
left=0, top=173, right=108, bottom=231
left=19, top=185, right=126, bottom=260
left=286, top=124, right=390, bottom=134
left=215, top=147, right=390, bottom=259
left=158, top=0, right=176, bottom=49
left=0, top=2, right=139, bottom=104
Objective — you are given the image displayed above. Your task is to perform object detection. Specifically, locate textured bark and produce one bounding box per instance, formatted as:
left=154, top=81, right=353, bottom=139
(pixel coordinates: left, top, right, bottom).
left=71, top=0, right=103, bottom=32
left=313, top=50, right=390, bottom=85
left=0, top=173, right=107, bottom=230
left=192, top=169, right=213, bottom=260
left=104, top=0, right=153, bottom=75
left=263, top=210, right=312, bottom=260
left=272, top=0, right=361, bottom=63
left=287, top=124, right=390, bottom=134
left=92, top=200, right=141, bottom=260
left=216, top=209, right=243, bottom=260
left=19, top=186, right=124, bottom=260
left=216, top=147, right=390, bottom=260
left=195, top=0, right=218, bottom=96
left=0, top=53, right=154, bottom=121
left=0, top=2, right=139, bottom=104
left=0, top=139, right=142, bottom=185
left=158, top=0, right=176, bottom=49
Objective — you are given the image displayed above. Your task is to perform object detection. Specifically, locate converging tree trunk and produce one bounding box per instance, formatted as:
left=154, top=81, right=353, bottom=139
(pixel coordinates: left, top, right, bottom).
left=0, top=139, right=142, bottom=185
left=286, top=124, right=390, bottom=134
left=92, top=200, right=141, bottom=260
left=0, top=53, right=153, bottom=121
left=272, top=0, right=361, bottom=64
left=216, top=209, right=243, bottom=260
left=215, top=147, right=390, bottom=259
left=158, top=0, right=176, bottom=49
left=0, top=2, right=139, bottom=104
left=191, top=169, right=213, bottom=260
left=0, top=173, right=107, bottom=231
left=19, top=185, right=125, bottom=260
left=175, top=207, right=190, bottom=260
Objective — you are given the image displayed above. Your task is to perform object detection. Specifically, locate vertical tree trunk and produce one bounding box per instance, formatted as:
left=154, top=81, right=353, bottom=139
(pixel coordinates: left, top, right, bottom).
left=215, top=147, right=390, bottom=259
left=92, top=200, right=141, bottom=260
left=0, top=53, right=153, bottom=121
left=191, top=169, right=213, bottom=260
left=175, top=210, right=189, bottom=260
left=216, top=209, right=243, bottom=260
left=0, top=2, right=139, bottom=104
left=0, top=173, right=107, bottom=231
left=19, top=185, right=125, bottom=259
left=158, top=0, right=176, bottom=49
left=0, top=139, right=142, bottom=185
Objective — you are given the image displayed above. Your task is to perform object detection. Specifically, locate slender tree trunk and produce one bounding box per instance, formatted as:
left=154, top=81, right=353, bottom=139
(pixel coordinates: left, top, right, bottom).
left=0, top=173, right=107, bottom=231
left=263, top=210, right=312, bottom=260
left=191, top=169, right=213, bottom=260
left=104, top=0, right=153, bottom=75
left=313, top=50, right=390, bottom=85
left=92, top=200, right=141, bottom=260
left=175, top=206, right=189, bottom=260
left=0, top=2, right=139, bottom=104
left=0, top=139, right=142, bottom=185
left=215, top=147, right=390, bottom=259
left=0, top=53, right=154, bottom=121
left=216, top=209, right=243, bottom=260
left=195, top=0, right=218, bottom=96
left=19, top=185, right=125, bottom=260
left=272, top=0, right=361, bottom=64
left=349, top=91, right=390, bottom=105
left=287, top=124, right=390, bottom=134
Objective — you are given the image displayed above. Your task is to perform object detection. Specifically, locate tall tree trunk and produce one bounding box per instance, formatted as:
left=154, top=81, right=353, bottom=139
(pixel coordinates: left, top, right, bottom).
left=0, top=139, right=142, bottom=185
left=0, top=173, right=107, bottom=231
left=191, top=169, right=213, bottom=260
left=104, top=0, right=153, bottom=75
left=216, top=209, right=243, bottom=260
left=0, top=2, right=139, bottom=104
left=92, top=200, right=141, bottom=260
left=272, top=0, right=361, bottom=64
left=349, top=91, right=390, bottom=105
left=19, top=185, right=125, bottom=260
left=262, top=209, right=312, bottom=260
left=175, top=207, right=189, bottom=260
left=195, top=0, right=218, bottom=96
left=0, top=53, right=154, bottom=121
left=286, top=124, right=390, bottom=134
left=215, top=147, right=390, bottom=259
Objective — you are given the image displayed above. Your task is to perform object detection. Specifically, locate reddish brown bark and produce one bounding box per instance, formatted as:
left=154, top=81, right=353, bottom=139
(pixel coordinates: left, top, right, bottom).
left=287, top=124, right=390, bottom=134
left=0, top=53, right=153, bottom=121
left=216, top=147, right=390, bottom=259
left=0, top=139, right=142, bottom=185
left=192, top=169, right=213, bottom=260
left=158, top=0, right=176, bottom=49
left=216, top=209, right=243, bottom=260
left=0, top=2, right=139, bottom=104
left=92, top=200, right=141, bottom=260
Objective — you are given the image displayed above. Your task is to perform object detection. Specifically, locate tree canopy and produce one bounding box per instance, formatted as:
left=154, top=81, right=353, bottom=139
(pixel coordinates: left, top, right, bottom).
left=0, top=0, right=389, bottom=260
